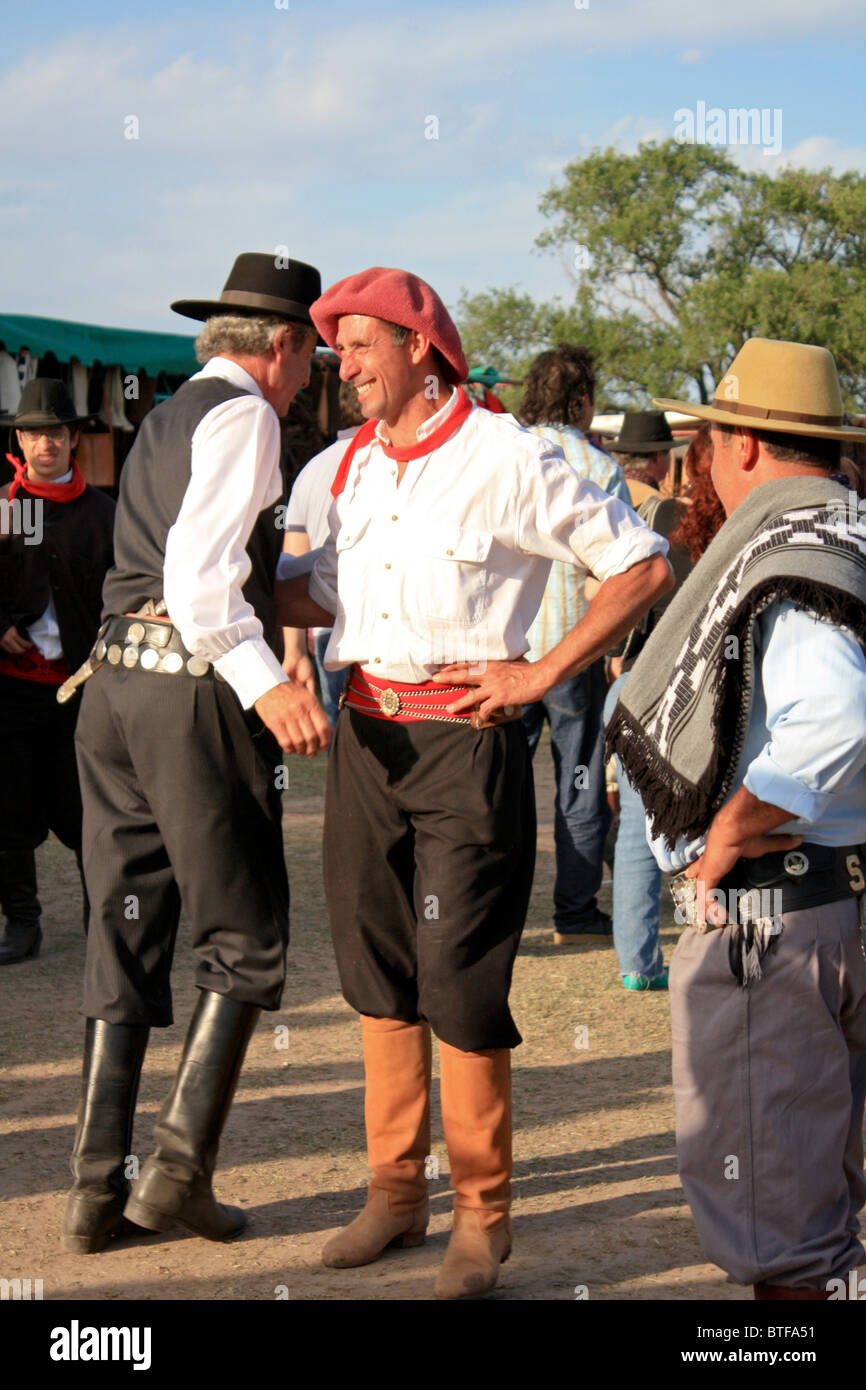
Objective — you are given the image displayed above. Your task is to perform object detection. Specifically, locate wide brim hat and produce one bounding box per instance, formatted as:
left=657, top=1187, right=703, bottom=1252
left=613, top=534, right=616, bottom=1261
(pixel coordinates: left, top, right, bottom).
left=4, top=379, right=90, bottom=431
left=612, top=410, right=676, bottom=453
left=654, top=338, right=866, bottom=442
left=171, top=252, right=322, bottom=327
left=310, top=266, right=469, bottom=385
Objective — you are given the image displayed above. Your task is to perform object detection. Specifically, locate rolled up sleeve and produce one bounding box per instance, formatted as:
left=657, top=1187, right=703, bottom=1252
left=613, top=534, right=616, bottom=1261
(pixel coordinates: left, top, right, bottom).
left=517, top=443, right=669, bottom=578
left=743, top=604, right=866, bottom=821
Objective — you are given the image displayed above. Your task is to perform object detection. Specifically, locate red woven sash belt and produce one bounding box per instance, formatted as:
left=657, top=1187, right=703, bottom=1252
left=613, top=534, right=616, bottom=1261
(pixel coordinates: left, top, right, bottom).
left=341, top=664, right=521, bottom=728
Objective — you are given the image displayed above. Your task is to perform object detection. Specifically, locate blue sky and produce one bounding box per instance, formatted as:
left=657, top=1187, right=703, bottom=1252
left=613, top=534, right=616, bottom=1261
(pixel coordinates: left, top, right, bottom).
left=2, top=0, right=865, bottom=333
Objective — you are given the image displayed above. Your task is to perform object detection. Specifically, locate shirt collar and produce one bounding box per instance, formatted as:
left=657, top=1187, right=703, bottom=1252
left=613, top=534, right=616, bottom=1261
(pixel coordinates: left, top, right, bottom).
left=194, top=356, right=263, bottom=398
left=55, top=468, right=73, bottom=484
left=374, top=387, right=458, bottom=448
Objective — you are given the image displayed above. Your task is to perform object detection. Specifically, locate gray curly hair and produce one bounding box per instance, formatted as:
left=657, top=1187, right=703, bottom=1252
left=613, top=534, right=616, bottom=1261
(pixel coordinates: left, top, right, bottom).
left=195, top=314, right=314, bottom=364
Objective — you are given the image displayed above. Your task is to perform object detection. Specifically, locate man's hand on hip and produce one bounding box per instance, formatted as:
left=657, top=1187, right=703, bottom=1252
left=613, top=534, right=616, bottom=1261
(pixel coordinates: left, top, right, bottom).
left=255, top=680, right=331, bottom=756
left=0, top=625, right=33, bottom=655
left=432, top=657, right=548, bottom=723
left=685, top=785, right=802, bottom=927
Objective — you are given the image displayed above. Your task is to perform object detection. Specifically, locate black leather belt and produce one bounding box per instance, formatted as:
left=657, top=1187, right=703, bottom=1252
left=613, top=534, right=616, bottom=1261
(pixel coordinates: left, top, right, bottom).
left=719, top=842, right=865, bottom=918
left=95, top=615, right=212, bottom=679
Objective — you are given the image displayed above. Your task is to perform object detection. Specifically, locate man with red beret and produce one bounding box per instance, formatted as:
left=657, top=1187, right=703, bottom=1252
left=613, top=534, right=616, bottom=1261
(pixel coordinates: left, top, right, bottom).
left=278, top=266, right=672, bottom=1298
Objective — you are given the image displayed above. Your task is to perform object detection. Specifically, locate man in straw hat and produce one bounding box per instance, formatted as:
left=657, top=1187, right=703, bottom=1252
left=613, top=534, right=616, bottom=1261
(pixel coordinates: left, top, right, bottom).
left=62, top=253, right=330, bottom=1255
left=277, top=265, right=673, bottom=1297
left=607, top=338, right=866, bottom=1299
left=0, top=381, right=115, bottom=964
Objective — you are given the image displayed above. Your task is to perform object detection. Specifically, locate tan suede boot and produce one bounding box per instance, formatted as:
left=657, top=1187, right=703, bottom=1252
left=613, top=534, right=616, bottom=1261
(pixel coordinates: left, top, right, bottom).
left=435, top=1042, right=512, bottom=1300
left=322, top=1016, right=431, bottom=1268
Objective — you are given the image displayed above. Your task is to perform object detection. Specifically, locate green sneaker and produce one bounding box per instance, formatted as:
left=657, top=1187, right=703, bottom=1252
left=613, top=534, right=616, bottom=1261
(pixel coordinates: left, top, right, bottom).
left=622, top=967, right=669, bottom=992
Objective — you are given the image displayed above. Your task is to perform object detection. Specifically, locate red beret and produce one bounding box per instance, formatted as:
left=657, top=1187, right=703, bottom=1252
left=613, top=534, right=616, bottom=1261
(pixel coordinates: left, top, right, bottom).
left=310, top=266, right=468, bottom=385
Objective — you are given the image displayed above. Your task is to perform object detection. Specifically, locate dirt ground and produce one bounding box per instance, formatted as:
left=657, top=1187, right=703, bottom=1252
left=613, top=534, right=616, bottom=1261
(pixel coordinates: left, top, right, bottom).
left=0, top=744, right=752, bottom=1303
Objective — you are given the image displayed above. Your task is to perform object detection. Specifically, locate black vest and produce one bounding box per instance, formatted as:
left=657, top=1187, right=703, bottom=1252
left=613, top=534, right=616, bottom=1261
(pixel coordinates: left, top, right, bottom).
left=0, top=483, right=115, bottom=672
left=102, top=375, right=285, bottom=654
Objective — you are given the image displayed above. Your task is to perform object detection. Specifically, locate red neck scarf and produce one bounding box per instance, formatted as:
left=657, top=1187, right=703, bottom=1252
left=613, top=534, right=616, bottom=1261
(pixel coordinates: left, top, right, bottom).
left=6, top=454, right=87, bottom=503
left=330, top=388, right=473, bottom=499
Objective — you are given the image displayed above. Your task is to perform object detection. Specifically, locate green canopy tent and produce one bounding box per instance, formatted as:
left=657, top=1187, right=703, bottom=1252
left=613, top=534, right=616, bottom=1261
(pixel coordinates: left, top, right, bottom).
left=0, top=313, right=201, bottom=487
left=0, top=313, right=198, bottom=378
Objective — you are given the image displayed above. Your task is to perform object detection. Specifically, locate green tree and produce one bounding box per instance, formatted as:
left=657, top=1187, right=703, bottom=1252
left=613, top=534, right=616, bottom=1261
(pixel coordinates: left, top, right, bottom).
left=455, top=140, right=866, bottom=412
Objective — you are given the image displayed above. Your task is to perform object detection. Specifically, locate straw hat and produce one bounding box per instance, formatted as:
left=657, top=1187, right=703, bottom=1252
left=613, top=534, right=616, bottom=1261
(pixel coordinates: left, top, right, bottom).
left=654, top=338, right=866, bottom=442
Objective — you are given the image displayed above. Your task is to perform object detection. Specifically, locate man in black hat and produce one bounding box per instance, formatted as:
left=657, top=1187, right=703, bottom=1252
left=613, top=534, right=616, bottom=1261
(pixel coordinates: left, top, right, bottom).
left=0, top=381, right=115, bottom=965
left=63, top=253, right=330, bottom=1256
left=610, top=409, right=676, bottom=505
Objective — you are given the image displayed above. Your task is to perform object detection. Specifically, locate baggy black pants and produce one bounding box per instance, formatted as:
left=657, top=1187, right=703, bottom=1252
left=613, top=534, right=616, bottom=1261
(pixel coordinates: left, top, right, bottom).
left=0, top=673, right=83, bottom=852
left=75, top=665, right=289, bottom=1026
left=323, top=709, right=536, bottom=1052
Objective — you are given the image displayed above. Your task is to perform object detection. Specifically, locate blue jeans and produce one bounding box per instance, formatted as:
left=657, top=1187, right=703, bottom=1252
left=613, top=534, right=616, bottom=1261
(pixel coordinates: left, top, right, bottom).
left=313, top=630, right=349, bottom=729
left=522, top=661, right=610, bottom=930
left=603, top=673, right=664, bottom=979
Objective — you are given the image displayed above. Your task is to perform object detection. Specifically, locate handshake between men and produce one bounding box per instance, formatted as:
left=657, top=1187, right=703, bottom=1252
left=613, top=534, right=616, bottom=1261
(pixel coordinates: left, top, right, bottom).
left=257, top=571, right=335, bottom=756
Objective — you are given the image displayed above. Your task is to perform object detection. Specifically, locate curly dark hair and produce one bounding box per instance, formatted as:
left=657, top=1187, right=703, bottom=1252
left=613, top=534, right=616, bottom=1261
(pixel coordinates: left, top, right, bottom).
left=669, top=423, right=727, bottom=563
left=519, top=344, right=595, bottom=427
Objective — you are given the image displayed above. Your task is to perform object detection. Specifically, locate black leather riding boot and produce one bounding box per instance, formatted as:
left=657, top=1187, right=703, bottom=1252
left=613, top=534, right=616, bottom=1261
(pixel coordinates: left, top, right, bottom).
left=0, top=849, right=42, bottom=964
left=62, top=1018, right=150, bottom=1253
left=125, top=991, right=260, bottom=1242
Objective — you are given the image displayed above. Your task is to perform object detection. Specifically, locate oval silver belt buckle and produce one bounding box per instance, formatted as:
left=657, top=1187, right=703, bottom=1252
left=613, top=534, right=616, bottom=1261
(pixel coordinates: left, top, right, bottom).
left=378, top=689, right=402, bottom=717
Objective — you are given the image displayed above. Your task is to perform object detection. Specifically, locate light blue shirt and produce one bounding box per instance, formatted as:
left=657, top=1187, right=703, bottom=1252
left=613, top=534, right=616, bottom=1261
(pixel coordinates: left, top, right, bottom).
left=649, top=601, right=866, bottom=871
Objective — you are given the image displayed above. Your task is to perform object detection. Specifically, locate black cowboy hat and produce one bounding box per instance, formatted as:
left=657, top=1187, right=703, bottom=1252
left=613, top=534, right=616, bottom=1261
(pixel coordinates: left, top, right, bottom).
left=2, top=379, right=90, bottom=431
left=171, top=252, right=322, bottom=326
left=612, top=410, right=676, bottom=454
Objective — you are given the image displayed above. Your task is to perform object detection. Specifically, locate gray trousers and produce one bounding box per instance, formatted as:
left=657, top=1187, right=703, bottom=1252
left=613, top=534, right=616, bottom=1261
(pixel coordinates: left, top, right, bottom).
left=670, top=896, right=866, bottom=1288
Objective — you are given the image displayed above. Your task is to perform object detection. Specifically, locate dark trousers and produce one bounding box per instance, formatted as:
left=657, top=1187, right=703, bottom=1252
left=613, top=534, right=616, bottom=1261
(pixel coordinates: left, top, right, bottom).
left=323, top=710, right=536, bottom=1052
left=521, top=659, right=611, bottom=930
left=0, top=672, right=87, bottom=930
left=75, top=666, right=289, bottom=1026
left=0, top=673, right=83, bottom=851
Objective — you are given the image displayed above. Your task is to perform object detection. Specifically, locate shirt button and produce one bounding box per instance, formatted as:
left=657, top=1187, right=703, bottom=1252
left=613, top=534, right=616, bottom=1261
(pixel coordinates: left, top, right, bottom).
left=391, top=514, right=398, bottom=521
left=391, top=470, right=397, bottom=477
left=381, top=612, right=389, bottom=619
left=373, top=657, right=381, bottom=663
left=446, top=548, right=454, bottom=556
left=384, top=563, right=391, bottom=569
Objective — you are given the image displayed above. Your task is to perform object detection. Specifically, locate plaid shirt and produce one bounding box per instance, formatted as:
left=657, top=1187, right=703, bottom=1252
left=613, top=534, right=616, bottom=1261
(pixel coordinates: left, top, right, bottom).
left=525, top=424, right=629, bottom=660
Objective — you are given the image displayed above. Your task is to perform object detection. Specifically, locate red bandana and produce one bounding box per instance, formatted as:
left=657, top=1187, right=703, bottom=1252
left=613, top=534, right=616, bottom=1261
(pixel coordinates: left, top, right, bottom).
left=7, top=454, right=87, bottom=503
left=330, top=388, right=474, bottom=499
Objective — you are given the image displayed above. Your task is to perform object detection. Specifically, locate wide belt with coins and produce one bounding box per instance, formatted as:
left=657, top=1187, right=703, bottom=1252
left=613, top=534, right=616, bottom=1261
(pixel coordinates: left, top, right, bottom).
left=670, top=842, right=866, bottom=934
left=57, top=601, right=212, bottom=704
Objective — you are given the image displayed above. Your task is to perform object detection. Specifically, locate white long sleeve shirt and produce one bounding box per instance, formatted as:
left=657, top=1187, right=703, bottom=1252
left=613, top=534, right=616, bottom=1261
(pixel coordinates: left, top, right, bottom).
left=308, top=392, right=668, bottom=683
left=162, top=357, right=288, bottom=709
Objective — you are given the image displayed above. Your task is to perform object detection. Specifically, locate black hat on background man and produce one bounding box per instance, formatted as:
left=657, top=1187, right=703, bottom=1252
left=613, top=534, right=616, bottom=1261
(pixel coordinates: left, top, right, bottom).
left=612, top=410, right=676, bottom=454
left=171, top=252, right=322, bottom=327
left=1, top=379, right=90, bottom=432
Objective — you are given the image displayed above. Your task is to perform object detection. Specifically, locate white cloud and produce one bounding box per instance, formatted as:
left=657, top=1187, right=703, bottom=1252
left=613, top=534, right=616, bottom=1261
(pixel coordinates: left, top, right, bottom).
left=678, top=49, right=705, bottom=64
left=1, top=4, right=865, bottom=327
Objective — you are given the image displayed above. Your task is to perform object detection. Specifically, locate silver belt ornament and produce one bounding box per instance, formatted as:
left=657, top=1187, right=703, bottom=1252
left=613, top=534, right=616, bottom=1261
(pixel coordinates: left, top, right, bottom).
left=343, top=681, right=519, bottom=729
left=57, top=600, right=209, bottom=704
